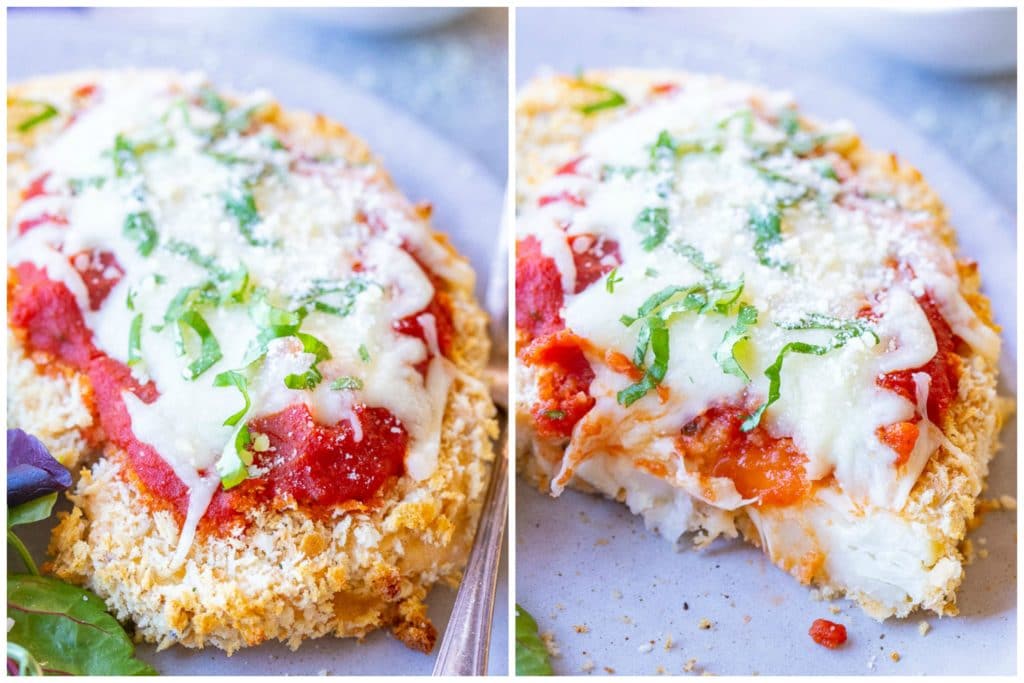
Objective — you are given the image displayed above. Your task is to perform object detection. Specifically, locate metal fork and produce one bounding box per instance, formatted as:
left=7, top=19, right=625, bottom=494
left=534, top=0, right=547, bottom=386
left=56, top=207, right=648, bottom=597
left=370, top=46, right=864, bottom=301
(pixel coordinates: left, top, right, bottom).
left=432, top=194, right=510, bottom=676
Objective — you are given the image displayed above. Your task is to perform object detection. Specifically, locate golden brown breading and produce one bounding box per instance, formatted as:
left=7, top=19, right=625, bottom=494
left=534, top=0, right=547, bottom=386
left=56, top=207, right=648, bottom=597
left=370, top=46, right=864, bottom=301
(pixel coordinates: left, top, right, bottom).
left=9, top=70, right=497, bottom=653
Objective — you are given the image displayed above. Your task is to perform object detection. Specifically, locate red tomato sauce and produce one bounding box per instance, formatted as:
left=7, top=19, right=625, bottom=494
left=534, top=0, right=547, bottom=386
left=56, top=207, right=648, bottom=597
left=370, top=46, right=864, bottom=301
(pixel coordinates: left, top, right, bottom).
left=392, top=245, right=455, bottom=377
left=569, top=234, right=621, bottom=293
left=70, top=250, right=124, bottom=310
left=21, top=172, right=52, bottom=202
left=17, top=213, right=68, bottom=236
left=8, top=262, right=408, bottom=535
left=876, top=294, right=959, bottom=424
left=538, top=191, right=586, bottom=208
left=809, top=619, right=847, bottom=649
left=515, top=235, right=565, bottom=345
left=677, top=401, right=810, bottom=507
left=521, top=330, right=596, bottom=438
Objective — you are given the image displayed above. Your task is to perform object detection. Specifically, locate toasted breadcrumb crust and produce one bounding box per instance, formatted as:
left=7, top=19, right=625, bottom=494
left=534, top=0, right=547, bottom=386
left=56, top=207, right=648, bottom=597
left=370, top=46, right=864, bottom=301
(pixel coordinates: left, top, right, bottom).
left=515, top=69, right=1008, bottom=619
left=7, top=71, right=497, bottom=654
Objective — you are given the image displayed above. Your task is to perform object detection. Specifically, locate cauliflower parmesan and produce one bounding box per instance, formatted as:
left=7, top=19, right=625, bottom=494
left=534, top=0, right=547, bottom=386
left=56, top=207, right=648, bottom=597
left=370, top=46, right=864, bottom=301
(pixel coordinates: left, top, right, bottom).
left=515, top=69, right=1006, bottom=619
left=7, top=70, right=497, bottom=653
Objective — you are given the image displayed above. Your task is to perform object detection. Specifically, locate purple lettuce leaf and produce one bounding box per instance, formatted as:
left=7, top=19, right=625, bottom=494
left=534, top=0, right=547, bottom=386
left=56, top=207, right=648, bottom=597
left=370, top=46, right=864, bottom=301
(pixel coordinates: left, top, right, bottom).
left=7, top=429, right=71, bottom=507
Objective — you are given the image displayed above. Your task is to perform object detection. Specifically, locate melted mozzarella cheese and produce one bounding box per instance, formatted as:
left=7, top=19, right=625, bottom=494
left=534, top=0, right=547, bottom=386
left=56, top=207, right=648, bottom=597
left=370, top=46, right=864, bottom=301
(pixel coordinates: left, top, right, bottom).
left=10, top=71, right=465, bottom=558
left=519, top=74, right=996, bottom=515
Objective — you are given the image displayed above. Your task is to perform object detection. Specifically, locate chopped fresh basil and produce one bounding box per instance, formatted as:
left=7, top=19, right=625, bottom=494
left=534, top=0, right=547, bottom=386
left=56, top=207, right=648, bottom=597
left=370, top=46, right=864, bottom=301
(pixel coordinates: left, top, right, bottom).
left=109, top=132, right=174, bottom=177
left=358, top=344, right=371, bottom=363
left=714, top=303, right=758, bottom=381
left=223, top=189, right=271, bottom=246
left=217, top=424, right=253, bottom=490
left=68, top=176, right=106, bottom=194
left=748, top=204, right=789, bottom=269
left=15, top=100, right=59, bottom=133
left=283, top=333, right=332, bottom=390
left=176, top=310, right=222, bottom=379
left=213, top=369, right=251, bottom=426
left=293, top=277, right=369, bottom=317
left=575, top=78, right=627, bottom=115
left=515, top=604, right=554, bottom=676
left=605, top=267, right=623, bottom=293
left=127, top=314, right=144, bottom=368
left=123, top=211, right=158, bottom=256
left=330, top=376, right=363, bottom=391
left=617, top=317, right=669, bottom=407
left=742, top=314, right=878, bottom=431
left=648, top=129, right=721, bottom=168
left=817, top=161, right=839, bottom=181
left=601, top=164, right=642, bottom=180
left=717, top=109, right=755, bottom=139
left=633, top=207, right=669, bottom=251
left=543, top=409, right=566, bottom=420
left=778, top=108, right=800, bottom=137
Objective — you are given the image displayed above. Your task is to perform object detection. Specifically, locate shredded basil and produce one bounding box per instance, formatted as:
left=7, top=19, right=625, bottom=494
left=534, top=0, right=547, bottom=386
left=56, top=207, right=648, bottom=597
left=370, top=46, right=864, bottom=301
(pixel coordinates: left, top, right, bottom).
left=213, top=370, right=251, bottom=426
left=127, top=314, right=144, bottom=367
left=283, top=332, right=332, bottom=390
left=217, top=424, right=253, bottom=490
left=223, top=189, right=271, bottom=246
left=617, top=317, right=669, bottom=407
left=543, top=409, right=566, bottom=420
left=605, top=267, right=623, bottom=293
left=633, top=207, right=669, bottom=251
left=176, top=310, right=222, bottom=379
left=575, top=78, right=627, bottom=115
left=123, top=211, right=158, bottom=256
left=293, top=277, right=369, bottom=317
left=742, top=314, right=878, bottom=431
left=68, top=176, right=106, bottom=194
left=714, top=303, right=758, bottom=381
left=109, top=132, right=174, bottom=177
left=617, top=246, right=745, bottom=406
left=358, top=344, right=371, bottom=363
left=330, top=376, right=363, bottom=391
left=748, top=204, right=790, bottom=270
left=15, top=100, right=58, bottom=133
left=601, top=164, right=642, bottom=180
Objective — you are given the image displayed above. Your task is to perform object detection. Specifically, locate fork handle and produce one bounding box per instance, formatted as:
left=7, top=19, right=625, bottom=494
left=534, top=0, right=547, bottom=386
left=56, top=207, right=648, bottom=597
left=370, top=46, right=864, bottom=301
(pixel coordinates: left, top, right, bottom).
left=432, top=444, right=508, bottom=675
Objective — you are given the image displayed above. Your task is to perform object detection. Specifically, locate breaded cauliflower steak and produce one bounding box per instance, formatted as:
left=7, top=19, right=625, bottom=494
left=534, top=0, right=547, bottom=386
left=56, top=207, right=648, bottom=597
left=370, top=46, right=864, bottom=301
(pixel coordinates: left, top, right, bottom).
left=8, top=71, right=497, bottom=654
left=515, top=69, right=1007, bottom=619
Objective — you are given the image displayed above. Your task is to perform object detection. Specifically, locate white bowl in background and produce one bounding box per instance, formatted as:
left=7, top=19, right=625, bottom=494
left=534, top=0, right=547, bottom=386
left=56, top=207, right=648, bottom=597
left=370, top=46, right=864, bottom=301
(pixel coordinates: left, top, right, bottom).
left=297, top=8, right=471, bottom=36
left=825, top=7, right=1016, bottom=75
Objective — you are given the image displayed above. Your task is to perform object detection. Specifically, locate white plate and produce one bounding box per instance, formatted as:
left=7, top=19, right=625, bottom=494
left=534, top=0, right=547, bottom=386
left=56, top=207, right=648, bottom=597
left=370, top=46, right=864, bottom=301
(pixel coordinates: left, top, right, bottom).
left=515, top=8, right=1016, bottom=676
left=8, top=10, right=508, bottom=676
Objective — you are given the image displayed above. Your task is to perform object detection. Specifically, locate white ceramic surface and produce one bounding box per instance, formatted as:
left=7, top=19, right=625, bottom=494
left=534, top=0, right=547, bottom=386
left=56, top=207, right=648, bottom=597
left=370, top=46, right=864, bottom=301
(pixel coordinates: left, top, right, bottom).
left=8, top=14, right=508, bottom=676
left=516, top=8, right=1016, bottom=676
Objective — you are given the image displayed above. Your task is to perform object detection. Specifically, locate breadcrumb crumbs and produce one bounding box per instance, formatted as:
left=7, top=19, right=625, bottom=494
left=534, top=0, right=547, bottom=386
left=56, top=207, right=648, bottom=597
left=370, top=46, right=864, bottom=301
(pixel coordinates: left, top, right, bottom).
left=574, top=624, right=589, bottom=634
left=611, top=589, right=623, bottom=600
left=664, top=633, right=674, bottom=651
left=890, top=651, right=901, bottom=662
left=697, top=618, right=712, bottom=630
left=594, top=538, right=609, bottom=546
left=999, top=494, right=1016, bottom=510
left=541, top=631, right=560, bottom=657
left=656, top=665, right=666, bottom=675
left=684, top=658, right=698, bottom=672
left=828, top=604, right=841, bottom=615
left=581, top=659, right=595, bottom=673
left=918, top=621, right=931, bottom=636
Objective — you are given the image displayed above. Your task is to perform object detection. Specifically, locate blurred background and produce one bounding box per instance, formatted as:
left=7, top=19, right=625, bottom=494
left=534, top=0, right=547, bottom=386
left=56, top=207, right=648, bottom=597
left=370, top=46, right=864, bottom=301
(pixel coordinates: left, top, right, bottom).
left=8, top=7, right=508, bottom=180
